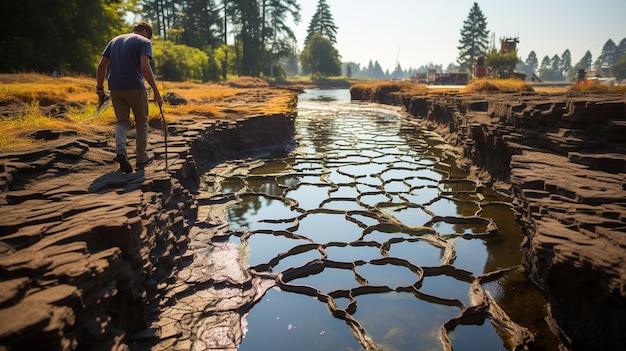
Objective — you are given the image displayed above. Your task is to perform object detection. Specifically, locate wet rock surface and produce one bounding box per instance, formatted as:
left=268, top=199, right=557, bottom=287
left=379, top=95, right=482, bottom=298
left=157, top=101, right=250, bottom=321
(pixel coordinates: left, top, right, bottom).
left=351, top=87, right=626, bottom=350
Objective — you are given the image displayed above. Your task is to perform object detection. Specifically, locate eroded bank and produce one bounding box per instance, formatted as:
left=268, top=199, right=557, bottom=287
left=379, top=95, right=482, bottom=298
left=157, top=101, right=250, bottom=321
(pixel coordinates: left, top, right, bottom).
left=350, top=86, right=626, bottom=350
left=0, top=100, right=297, bottom=350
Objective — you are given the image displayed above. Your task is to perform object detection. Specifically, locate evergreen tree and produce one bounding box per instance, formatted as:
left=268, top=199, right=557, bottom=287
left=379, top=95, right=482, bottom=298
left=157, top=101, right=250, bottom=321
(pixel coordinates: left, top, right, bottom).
left=540, top=55, right=551, bottom=69
left=611, top=53, right=626, bottom=80
left=616, top=38, right=626, bottom=62
left=367, top=60, right=375, bottom=73
left=143, top=0, right=181, bottom=41
left=457, top=2, right=489, bottom=72
left=178, top=0, right=223, bottom=49
left=598, top=39, right=617, bottom=67
left=570, top=50, right=593, bottom=81
left=261, top=0, right=301, bottom=77
left=525, top=51, right=538, bottom=75
left=232, top=0, right=262, bottom=76
left=305, top=0, right=338, bottom=45
left=560, top=49, right=572, bottom=79
left=550, top=54, right=561, bottom=72
left=391, top=63, right=404, bottom=79
left=372, top=61, right=385, bottom=79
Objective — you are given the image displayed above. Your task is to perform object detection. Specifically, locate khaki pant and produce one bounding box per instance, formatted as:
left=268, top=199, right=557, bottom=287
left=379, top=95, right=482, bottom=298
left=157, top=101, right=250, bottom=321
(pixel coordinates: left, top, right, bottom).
left=111, top=89, right=149, bottom=162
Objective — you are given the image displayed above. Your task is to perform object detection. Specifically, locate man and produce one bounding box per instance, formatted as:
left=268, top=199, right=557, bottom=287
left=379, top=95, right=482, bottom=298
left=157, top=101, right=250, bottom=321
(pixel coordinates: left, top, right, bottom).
left=96, top=21, right=163, bottom=173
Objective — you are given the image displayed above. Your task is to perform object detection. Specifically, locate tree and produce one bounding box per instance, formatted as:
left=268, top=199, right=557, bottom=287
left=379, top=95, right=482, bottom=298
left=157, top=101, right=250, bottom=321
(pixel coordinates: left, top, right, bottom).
left=0, top=0, right=125, bottom=74
left=457, top=2, right=489, bottom=72
left=616, top=38, right=626, bottom=62
left=227, top=0, right=263, bottom=76
left=485, top=49, right=519, bottom=77
left=576, top=51, right=593, bottom=70
left=391, top=63, right=404, bottom=79
left=550, top=54, right=561, bottom=72
left=305, top=0, right=338, bottom=45
left=540, top=55, right=551, bottom=69
left=538, top=54, right=562, bottom=81
left=300, top=33, right=340, bottom=77
left=153, top=40, right=213, bottom=81
left=597, top=39, right=617, bottom=67
left=142, top=0, right=181, bottom=41
left=611, top=53, right=626, bottom=80
left=525, top=51, right=538, bottom=75
left=570, top=50, right=593, bottom=81
left=261, top=0, right=301, bottom=77
left=178, top=0, right=223, bottom=49
left=560, top=49, right=572, bottom=79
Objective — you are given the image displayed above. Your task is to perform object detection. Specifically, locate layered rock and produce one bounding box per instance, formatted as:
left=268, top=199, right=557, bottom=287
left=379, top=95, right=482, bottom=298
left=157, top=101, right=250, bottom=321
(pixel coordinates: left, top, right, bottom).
left=351, top=87, right=626, bottom=350
left=0, top=101, right=296, bottom=350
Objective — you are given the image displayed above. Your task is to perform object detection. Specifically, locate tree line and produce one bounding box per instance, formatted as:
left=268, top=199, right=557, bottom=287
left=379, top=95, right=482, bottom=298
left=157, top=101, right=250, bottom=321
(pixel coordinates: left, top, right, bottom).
left=518, top=37, right=626, bottom=81
left=1, top=1, right=624, bottom=82
left=0, top=0, right=342, bottom=81
left=455, top=2, right=626, bottom=81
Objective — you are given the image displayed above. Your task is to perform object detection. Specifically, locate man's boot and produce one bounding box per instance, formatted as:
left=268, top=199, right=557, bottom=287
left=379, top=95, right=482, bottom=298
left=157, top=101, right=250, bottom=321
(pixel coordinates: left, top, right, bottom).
left=115, top=124, right=132, bottom=173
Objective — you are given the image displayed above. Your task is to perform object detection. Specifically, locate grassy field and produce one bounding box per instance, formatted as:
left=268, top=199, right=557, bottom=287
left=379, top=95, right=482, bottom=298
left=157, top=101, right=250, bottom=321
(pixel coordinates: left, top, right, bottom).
left=0, top=74, right=295, bottom=151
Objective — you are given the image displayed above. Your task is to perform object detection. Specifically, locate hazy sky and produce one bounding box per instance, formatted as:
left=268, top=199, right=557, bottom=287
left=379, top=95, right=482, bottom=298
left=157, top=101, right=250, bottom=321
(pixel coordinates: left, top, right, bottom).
left=294, top=0, right=626, bottom=72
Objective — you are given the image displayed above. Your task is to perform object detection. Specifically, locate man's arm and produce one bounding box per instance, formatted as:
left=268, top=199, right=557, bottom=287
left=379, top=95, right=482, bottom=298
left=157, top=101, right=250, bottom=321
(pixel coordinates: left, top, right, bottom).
left=96, top=56, right=109, bottom=105
left=140, top=55, right=163, bottom=106
left=96, top=56, right=109, bottom=89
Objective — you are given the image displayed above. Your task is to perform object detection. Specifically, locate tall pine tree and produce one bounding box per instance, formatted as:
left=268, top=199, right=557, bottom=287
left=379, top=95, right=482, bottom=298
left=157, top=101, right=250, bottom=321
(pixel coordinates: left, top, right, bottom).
left=261, top=0, right=301, bottom=77
left=457, top=2, right=489, bottom=72
left=598, top=39, right=617, bottom=67
left=301, top=0, right=340, bottom=77
left=304, top=0, right=338, bottom=45
left=525, top=51, right=538, bottom=75
left=560, top=49, right=572, bottom=78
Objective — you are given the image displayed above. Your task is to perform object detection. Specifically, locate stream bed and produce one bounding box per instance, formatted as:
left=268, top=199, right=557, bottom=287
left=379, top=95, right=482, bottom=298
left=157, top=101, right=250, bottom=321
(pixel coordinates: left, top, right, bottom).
left=199, top=89, right=561, bottom=350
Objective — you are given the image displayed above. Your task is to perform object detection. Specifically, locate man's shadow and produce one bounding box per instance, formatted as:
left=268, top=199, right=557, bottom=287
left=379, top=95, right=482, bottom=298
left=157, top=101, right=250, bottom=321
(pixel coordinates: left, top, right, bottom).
left=88, top=168, right=146, bottom=194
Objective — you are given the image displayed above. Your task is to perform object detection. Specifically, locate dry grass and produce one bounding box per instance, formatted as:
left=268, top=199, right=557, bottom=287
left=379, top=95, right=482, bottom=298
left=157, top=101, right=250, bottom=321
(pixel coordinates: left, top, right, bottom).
left=462, top=78, right=535, bottom=93
left=568, top=82, right=626, bottom=93
left=351, top=80, right=431, bottom=95
left=0, top=74, right=296, bottom=152
left=0, top=101, right=114, bottom=151
left=0, top=74, right=95, bottom=106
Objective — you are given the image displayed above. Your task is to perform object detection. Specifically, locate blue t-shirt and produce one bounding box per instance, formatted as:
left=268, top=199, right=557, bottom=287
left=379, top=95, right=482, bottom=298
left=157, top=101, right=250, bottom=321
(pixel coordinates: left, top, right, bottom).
left=102, top=33, right=153, bottom=90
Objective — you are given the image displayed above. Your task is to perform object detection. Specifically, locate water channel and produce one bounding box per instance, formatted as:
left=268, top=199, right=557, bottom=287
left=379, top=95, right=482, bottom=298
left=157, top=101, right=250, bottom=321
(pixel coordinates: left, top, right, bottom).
left=201, top=89, right=560, bottom=350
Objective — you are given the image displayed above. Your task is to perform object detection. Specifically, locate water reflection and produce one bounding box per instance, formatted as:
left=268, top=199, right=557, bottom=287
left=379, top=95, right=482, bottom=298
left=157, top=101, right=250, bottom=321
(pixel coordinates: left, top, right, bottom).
left=203, top=89, right=560, bottom=350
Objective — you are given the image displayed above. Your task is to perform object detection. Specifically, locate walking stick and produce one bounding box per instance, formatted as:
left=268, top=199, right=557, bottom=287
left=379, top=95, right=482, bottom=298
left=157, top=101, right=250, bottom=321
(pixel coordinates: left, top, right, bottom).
left=159, top=104, right=168, bottom=173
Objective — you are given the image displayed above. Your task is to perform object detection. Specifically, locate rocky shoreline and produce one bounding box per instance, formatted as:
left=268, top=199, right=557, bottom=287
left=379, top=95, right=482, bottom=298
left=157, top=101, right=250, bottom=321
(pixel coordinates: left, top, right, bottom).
left=350, top=86, right=626, bottom=350
left=0, top=89, right=297, bottom=350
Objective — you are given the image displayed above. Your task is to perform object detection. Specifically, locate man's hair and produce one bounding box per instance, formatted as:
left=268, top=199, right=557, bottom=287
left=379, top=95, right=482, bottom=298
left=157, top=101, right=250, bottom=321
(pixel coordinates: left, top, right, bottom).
left=133, top=21, right=153, bottom=40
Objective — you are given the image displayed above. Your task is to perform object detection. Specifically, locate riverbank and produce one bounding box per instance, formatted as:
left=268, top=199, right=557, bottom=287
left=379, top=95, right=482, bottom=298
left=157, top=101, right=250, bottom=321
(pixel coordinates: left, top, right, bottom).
left=0, top=79, right=299, bottom=349
left=350, top=84, right=626, bottom=350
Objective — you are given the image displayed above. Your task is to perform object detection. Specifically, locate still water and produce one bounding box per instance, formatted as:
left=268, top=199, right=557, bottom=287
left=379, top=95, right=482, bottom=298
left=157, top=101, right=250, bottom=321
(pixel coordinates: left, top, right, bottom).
left=211, top=89, right=559, bottom=350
